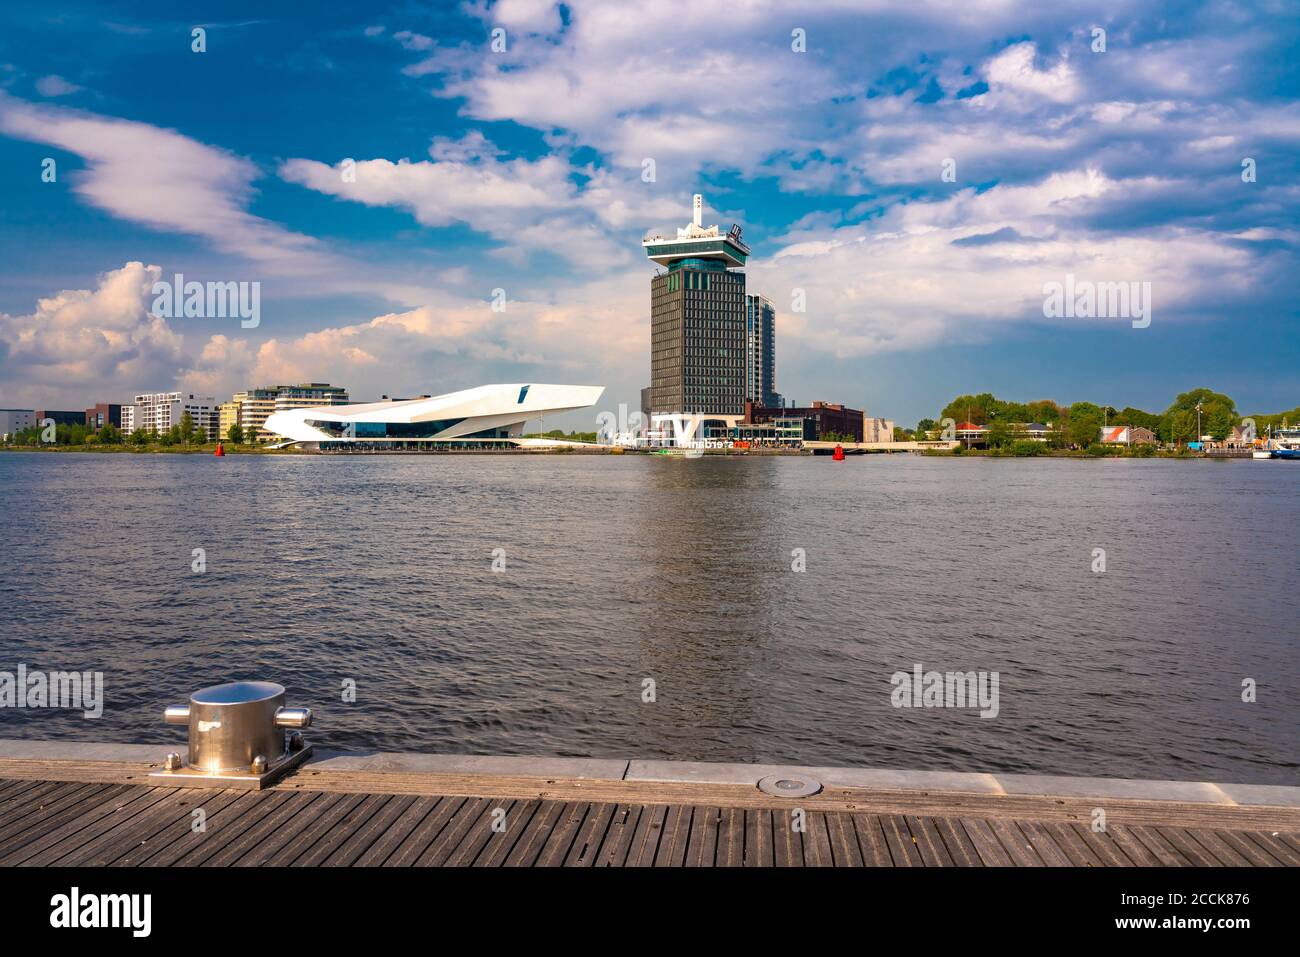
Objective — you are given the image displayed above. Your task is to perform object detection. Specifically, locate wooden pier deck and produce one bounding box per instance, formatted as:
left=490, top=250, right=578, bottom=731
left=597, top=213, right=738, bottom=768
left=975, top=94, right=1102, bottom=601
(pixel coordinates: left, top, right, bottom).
left=1, top=743, right=1297, bottom=867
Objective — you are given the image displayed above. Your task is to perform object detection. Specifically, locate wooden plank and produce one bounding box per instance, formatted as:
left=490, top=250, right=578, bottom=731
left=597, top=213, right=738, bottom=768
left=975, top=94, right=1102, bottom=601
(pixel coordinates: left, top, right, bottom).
left=414, top=797, right=489, bottom=867
left=319, top=794, right=417, bottom=867
left=1210, top=829, right=1282, bottom=866
left=1041, top=822, right=1103, bottom=867
left=1017, top=820, right=1073, bottom=867
left=624, top=803, right=666, bottom=867
left=906, top=815, right=955, bottom=867
left=0, top=778, right=51, bottom=801
left=125, top=791, right=267, bottom=866
left=257, top=793, right=367, bottom=866
left=715, top=806, right=745, bottom=867
left=823, top=811, right=863, bottom=867
left=1106, top=825, right=1163, bottom=866
left=474, top=798, right=542, bottom=867
left=881, top=814, right=924, bottom=866
left=356, top=796, right=443, bottom=867
left=173, top=792, right=298, bottom=866
left=536, top=801, right=591, bottom=866
left=597, top=803, right=644, bottom=867
left=1181, top=828, right=1253, bottom=866
left=744, top=809, right=774, bottom=867
left=52, top=788, right=209, bottom=866
left=384, top=796, right=465, bottom=867
left=0, top=780, right=78, bottom=824
left=652, top=805, right=691, bottom=867
left=109, top=788, right=246, bottom=866
left=772, top=807, right=802, bottom=867
left=502, top=799, right=565, bottom=867
left=802, top=811, right=835, bottom=867
left=987, top=819, right=1044, bottom=867
left=565, top=801, right=615, bottom=867
left=9, top=787, right=172, bottom=866
left=0, top=782, right=112, bottom=839
left=446, top=799, right=522, bottom=867
left=1127, top=825, right=1192, bottom=866
left=932, top=816, right=982, bottom=867
left=210, top=792, right=335, bottom=867
left=1156, top=827, right=1219, bottom=867
left=1240, top=830, right=1300, bottom=866
left=853, top=814, right=893, bottom=866
left=683, top=805, right=718, bottom=867
left=1070, top=823, right=1135, bottom=867
left=960, top=818, right=1014, bottom=866
left=293, top=794, right=394, bottom=867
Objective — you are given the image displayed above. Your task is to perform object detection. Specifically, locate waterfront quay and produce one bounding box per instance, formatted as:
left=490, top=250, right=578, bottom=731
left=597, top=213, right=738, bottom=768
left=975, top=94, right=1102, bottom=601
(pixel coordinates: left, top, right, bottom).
left=0, top=740, right=1296, bottom=867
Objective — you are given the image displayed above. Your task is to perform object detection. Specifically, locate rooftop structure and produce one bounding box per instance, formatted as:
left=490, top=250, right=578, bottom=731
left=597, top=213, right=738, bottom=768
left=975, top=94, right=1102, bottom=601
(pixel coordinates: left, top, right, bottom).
left=642, top=193, right=750, bottom=269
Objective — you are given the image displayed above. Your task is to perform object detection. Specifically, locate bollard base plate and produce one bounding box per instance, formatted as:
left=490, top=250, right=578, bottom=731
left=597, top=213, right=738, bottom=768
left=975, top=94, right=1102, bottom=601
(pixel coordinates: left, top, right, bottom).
left=148, top=744, right=313, bottom=790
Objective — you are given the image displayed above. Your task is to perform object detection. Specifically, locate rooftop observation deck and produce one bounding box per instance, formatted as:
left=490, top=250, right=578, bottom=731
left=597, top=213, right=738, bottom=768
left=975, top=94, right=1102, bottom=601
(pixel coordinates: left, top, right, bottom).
left=1, top=741, right=1297, bottom=867
left=643, top=192, right=750, bottom=268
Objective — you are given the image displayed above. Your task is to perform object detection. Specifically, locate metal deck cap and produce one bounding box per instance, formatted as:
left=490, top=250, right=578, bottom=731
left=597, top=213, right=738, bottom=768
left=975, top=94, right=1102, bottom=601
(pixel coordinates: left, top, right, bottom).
left=191, top=680, right=285, bottom=705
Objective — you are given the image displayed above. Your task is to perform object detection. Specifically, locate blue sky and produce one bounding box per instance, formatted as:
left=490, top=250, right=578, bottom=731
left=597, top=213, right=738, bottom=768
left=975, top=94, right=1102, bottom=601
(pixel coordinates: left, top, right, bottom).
left=1, top=0, right=1297, bottom=427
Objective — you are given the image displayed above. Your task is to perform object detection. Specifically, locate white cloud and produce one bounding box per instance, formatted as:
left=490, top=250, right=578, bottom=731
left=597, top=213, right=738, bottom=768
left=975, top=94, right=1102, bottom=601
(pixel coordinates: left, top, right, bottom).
left=0, top=93, right=329, bottom=274
left=983, top=42, right=1080, bottom=103
left=35, top=75, right=83, bottom=97
left=0, top=262, right=184, bottom=405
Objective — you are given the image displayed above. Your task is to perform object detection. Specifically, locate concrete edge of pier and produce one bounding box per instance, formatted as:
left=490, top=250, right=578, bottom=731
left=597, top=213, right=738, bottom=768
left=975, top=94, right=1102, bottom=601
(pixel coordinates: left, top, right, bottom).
left=1, top=738, right=1296, bottom=814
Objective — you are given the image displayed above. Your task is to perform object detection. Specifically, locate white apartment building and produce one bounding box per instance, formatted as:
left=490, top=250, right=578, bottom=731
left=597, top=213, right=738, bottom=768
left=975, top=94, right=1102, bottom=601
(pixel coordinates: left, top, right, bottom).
left=232, top=383, right=350, bottom=441
left=130, top=392, right=219, bottom=440
left=121, top=405, right=135, bottom=434
left=0, top=409, right=37, bottom=439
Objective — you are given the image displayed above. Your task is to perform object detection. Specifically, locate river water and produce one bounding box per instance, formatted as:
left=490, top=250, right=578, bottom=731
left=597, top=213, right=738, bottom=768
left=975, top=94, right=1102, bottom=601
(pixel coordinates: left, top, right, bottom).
left=0, top=451, right=1295, bottom=784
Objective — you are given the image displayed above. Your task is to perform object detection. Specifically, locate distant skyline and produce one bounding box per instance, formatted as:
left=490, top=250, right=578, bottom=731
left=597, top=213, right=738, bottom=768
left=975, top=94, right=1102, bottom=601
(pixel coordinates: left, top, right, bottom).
left=1, top=1, right=1297, bottom=427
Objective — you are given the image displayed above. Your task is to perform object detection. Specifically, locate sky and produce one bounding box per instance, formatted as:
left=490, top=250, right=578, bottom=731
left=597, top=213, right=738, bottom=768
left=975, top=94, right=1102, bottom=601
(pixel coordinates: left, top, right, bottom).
left=0, top=0, right=1297, bottom=429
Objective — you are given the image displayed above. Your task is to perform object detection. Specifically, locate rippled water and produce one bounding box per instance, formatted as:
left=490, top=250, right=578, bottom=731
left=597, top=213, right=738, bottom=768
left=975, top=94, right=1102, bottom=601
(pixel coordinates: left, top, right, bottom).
left=0, top=450, right=1296, bottom=784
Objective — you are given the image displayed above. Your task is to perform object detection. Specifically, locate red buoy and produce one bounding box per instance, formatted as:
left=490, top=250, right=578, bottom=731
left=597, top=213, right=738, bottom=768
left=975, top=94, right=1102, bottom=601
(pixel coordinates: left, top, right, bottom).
left=214, top=442, right=225, bottom=457
left=832, top=443, right=845, bottom=461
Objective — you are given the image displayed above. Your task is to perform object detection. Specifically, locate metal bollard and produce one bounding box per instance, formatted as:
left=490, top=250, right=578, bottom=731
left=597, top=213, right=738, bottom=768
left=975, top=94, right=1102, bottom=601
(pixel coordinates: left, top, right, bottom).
left=150, top=680, right=314, bottom=789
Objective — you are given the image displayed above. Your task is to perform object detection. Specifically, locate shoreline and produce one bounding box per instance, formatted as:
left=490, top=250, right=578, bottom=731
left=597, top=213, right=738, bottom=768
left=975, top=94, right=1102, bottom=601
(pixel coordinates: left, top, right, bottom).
left=0, top=445, right=1256, bottom=459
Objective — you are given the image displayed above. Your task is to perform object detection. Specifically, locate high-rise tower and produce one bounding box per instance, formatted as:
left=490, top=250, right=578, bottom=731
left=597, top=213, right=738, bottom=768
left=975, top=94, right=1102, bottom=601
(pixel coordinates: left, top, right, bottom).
left=643, top=194, right=750, bottom=419
left=745, top=294, right=777, bottom=408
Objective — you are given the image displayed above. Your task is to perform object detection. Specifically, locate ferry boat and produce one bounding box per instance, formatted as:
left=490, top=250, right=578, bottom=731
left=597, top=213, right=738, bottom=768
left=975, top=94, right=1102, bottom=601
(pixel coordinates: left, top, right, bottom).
left=1259, top=424, right=1300, bottom=459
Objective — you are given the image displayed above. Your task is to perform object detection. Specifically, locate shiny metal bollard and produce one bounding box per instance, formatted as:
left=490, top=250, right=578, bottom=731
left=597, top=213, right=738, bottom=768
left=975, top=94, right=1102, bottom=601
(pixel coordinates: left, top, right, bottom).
left=151, top=680, right=313, bottom=789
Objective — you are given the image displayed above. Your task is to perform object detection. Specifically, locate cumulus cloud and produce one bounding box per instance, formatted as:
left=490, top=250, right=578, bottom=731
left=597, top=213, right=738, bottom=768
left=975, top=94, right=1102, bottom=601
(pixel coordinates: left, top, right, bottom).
left=279, top=131, right=682, bottom=265
left=0, top=262, right=185, bottom=405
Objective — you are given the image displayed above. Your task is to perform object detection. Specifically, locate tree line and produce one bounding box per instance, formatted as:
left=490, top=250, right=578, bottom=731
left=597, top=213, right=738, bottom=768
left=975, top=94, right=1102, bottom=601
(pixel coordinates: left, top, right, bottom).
left=909, top=388, right=1286, bottom=448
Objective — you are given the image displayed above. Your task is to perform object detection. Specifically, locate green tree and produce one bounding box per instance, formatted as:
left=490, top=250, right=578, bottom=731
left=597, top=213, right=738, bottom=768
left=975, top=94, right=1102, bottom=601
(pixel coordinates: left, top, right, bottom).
left=1162, top=388, right=1235, bottom=443
left=99, top=423, right=122, bottom=444
left=131, top=428, right=150, bottom=446
left=985, top=417, right=1014, bottom=449
left=1117, top=406, right=1161, bottom=433
left=1066, top=402, right=1104, bottom=449
left=940, top=393, right=999, bottom=426
left=227, top=423, right=244, bottom=444
left=178, top=412, right=196, bottom=445
left=1167, top=409, right=1197, bottom=445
